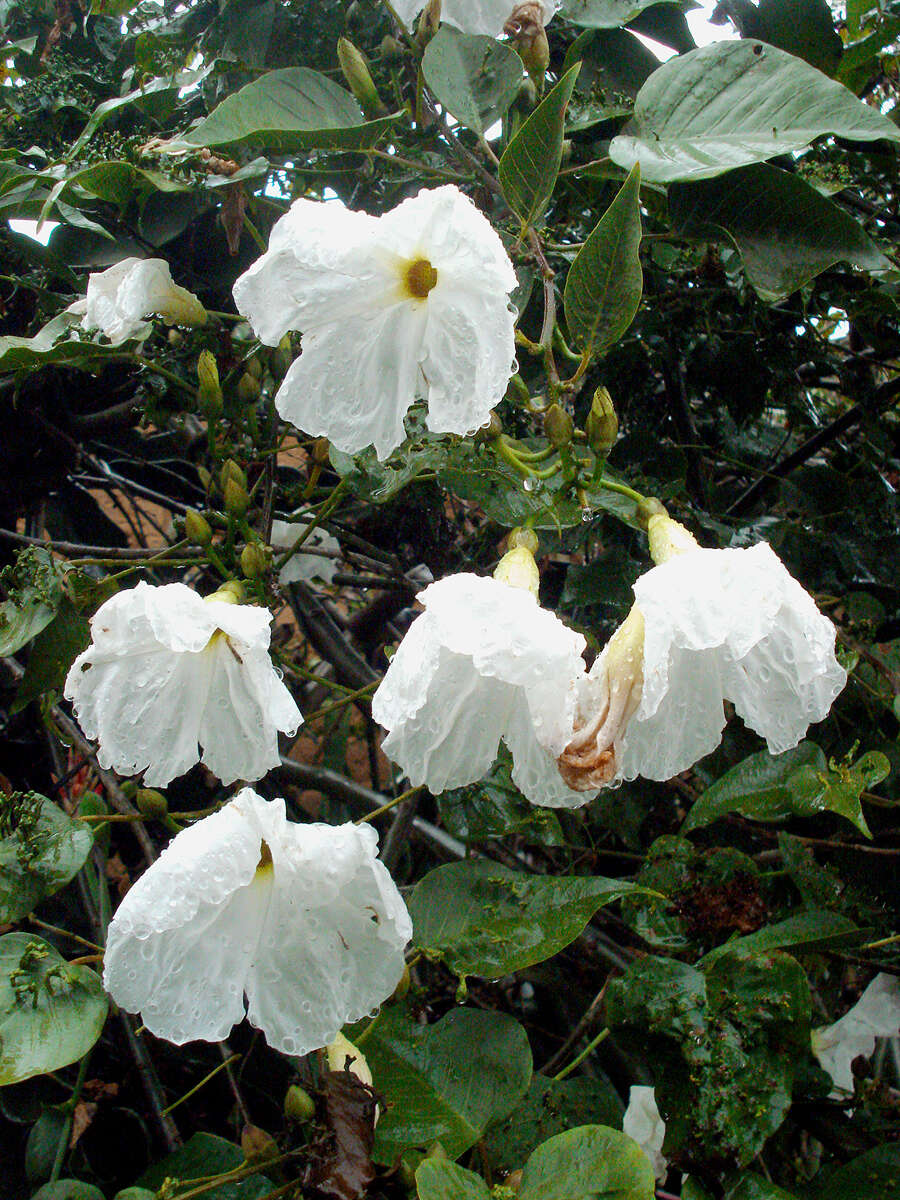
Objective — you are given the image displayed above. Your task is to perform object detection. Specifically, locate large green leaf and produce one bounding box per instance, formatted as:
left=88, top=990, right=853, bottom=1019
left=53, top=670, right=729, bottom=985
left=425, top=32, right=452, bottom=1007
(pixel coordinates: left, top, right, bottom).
left=0, top=792, right=94, bottom=923
left=408, top=859, right=648, bottom=977
left=817, top=1145, right=900, bottom=1199
left=729, top=0, right=842, bottom=74
left=180, top=68, right=397, bottom=153
left=0, top=934, right=108, bottom=1085
left=416, top=1161, right=490, bottom=1200
left=668, top=163, right=890, bottom=300
left=685, top=742, right=889, bottom=837
left=31, top=1184, right=106, bottom=1200
left=0, top=313, right=126, bottom=375
left=360, top=1006, right=532, bottom=1163
left=609, top=40, right=900, bottom=182
left=137, top=1133, right=272, bottom=1200
left=483, top=1076, right=625, bottom=1174
left=700, top=910, right=863, bottom=968
left=0, top=548, right=63, bottom=656
left=725, top=1174, right=802, bottom=1200
left=564, top=163, right=642, bottom=357
left=499, top=64, right=580, bottom=228
left=422, top=27, right=522, bottom=137
left=560, top=0, right=681, bottom=28
left=606, top=951, right=810, bottom=1166
left=13, top=597, right=90, bottom=712
left=518, top=1125, right=656, bottom=1200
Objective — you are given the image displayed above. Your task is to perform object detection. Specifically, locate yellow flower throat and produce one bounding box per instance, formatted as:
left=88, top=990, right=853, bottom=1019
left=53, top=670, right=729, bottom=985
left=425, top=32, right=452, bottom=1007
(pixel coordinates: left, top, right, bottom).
left=403, top=257, right=438, bottom=300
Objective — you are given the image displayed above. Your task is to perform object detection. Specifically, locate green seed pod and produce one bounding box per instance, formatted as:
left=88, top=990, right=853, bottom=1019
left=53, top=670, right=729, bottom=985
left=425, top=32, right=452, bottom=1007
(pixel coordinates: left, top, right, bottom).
left=284, top=1084, right=316, bottom=1122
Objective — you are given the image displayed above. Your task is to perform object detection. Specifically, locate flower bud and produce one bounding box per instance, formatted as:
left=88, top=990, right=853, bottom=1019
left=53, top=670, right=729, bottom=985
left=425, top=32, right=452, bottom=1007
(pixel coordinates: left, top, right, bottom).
left=494, top=545, right=539, bottom=598
left=507, top=526, right=539, bottom=555
left=338, top=37, right=388, bottom=120
left=245, top=354, right=263, bottom=380
left=474, top=411, right=502, bottom=443
left=220, top=458, right=247, bottom=491
left=236, top=371, right=262, bottom=403
left=504, top=3, right=549, bottom=90
left=585, top=387, right=618, bottom=457
left=647, top=514, right=701, bottom=564
left=417, top=0, right=441, bottom=43
left=135, top=788, right=168, bottom=819
left=224, top=477, right=250, bottom=518
left=240, top=541, right=270, bottom=579
left=380, top=34, right=404, bottom=62
left=284, top=1084, right=316, bottom=1122
left=211, top=579, right=245, bottom=605
left=543, top=403, right=573, bottom=449
left=185, top=509, right=213, bottom=547
left=270, top=334, right=293, bottom=380
left=119, top=780, right=138, bottom=800
left=167, top=328, right=183, bottom=347
left=197, top=350, right=223, bottom=417
left=241, top=1124, right=279, bottom=1164
left=197, top=465, right=212, bottom=492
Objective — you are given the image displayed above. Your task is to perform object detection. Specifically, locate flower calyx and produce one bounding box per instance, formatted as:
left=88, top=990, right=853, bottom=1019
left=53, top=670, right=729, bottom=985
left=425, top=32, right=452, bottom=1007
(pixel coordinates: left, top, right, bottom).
left=647, top=513, right=700, bottom=564
left=557, top=605, right=645, bottom=789
left=504, top=1, right=550, bottom=90
left=493, top=544, right=540, bottom=598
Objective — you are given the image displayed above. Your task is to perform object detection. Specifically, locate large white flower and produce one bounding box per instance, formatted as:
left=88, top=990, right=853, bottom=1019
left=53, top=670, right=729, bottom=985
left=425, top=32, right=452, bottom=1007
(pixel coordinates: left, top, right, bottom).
left=103, top=788, right=412, bottom=1052
left=232, top=186, right=517, bottom=460
left=64, top=582, right=302, bottom=787
left=391, top=0, right=556, bottom=37
left=371, top=572, right=592, bottom=808
left=73, top=257, right=206, bottom=345
left=558, top=518, right=846, bottom=790
left=270, top=519, right=340, bottom=586
left=812, top=974, right=900, bottom=1095
left=622, top=1086, right=667, bottom=1182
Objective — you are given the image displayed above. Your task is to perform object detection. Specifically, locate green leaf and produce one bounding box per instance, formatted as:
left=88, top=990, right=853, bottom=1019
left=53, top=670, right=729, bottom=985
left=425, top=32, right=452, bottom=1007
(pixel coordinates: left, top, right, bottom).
left=518, top=1125, right=656, bottom=1200
left=69, top=69, right=206, bottom=157
left=563, top=28, right=659, bottom=102
left=499, top=64, right=580, bottom=228
left=422, top=27, right=522, bottom=137
left=0, top=548, right=63, bottom=656
left=415, top=1160, right=491, bottom=1200
left=668, top=163, right=890, bottom=301
left=559, top=0, right=681, bottom=28
left=361, top=1006, right=532, bottom=1163
left=13, top=597, right=90, bottom=713
left=606, top=951, right=810, bottom=1166
left=483, top=1076, right=625, bottom=1174
left=408, top=859, right=650, bottom=977
left=31, top=1183, right=106, bottom=1200
left=180, top=68, right=397, bottom=154
left=0, top=792, right=94, bottom=923
left=564, top=162, right=642, bottom=357
left=137, top=1133, right=272, bottom=1200
left=0, top=313, right=126, bottom=375
left=700, top=910, right=863, bottom=968
left=730, top=0, right=842, bottom=74
left=0, top=934, right=108, bottom=1085
left=686, top=742, right=889, bottom=838
left=817, top=1144, right=900, bottom=1199
left=437, top=776, right=565, bottom=846
left=726, top=1175, right=801, bottom=1200
left=609, top=40, right=900, bottom=182
left=683, top=742, right=827, bottom=831
left=838, top=18, right=900, bottom=92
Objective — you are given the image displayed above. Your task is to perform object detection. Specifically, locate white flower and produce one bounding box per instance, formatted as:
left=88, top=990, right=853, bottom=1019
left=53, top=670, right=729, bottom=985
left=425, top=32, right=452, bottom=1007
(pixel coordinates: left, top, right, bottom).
left=76, top=257, right=206, bottom=345
left=64, top=581, right=302, bottom=787
left=391, top=0, right=556, bottom=37
left=102, top=788, right=412, bottom=1053
left=232, top=186, right=517, bottom=460
left=558, top=519, right=846, bottom=790
left=371, top=572, right=592, bottom=808
left=622, top=1086, right=667, bottom=1182
left=270, top=519, right=340, bottom=586
left=812, top=974, right=900, bottom=1095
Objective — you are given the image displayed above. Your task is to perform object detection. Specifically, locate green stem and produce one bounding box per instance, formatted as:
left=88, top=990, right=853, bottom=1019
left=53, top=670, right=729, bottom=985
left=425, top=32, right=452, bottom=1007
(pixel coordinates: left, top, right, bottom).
left=551, top=1027, right=610, bottom=1081
left=243, top=214, right=268, bottom=254
left=162, top=1054, right=241, bottom=1116
left=503, top=437, right=555, bottom=464
left=357, top=784, right=425, bottom=824
left=304, top=680, right=379, bottom=724
left=272, top=480, right=348, bottom=569
left=49, top=1052, right=92, bottom=1183
left=126, top=355, right=196, bottom=398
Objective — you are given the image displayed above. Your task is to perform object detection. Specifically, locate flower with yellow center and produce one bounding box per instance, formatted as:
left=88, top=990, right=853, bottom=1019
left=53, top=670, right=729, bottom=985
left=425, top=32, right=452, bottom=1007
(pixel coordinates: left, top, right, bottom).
left=558, top=515, right=846, bottom=790
left=64, top=581, right=302, bottom=787
left=232, top=186, right=517, bottom=460
left=102, top=788, right=412, bottom=1052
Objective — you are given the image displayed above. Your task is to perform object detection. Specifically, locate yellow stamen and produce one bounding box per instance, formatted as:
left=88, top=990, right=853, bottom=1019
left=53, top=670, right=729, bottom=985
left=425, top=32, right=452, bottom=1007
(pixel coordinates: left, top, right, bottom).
left=403, top=257, right=438, bottom=300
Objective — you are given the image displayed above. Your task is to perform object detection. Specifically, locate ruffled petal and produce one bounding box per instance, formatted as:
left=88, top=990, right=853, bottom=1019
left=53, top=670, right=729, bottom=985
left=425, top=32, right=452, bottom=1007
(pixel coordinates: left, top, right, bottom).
left=812, top=973, right=900, bottom=1094
left=270, top=520, right=340, bottom=585
left=389, top=0, right=557, bottom=35
left=273, top=301, right=429, bottom=459
left=245, top=820, right=412, bottom=1055
left=503, top=691, right=593, bottom=808
left=623, top=1086, right=668, bottom=1182
left=103, top=796, right=266, bottom=1043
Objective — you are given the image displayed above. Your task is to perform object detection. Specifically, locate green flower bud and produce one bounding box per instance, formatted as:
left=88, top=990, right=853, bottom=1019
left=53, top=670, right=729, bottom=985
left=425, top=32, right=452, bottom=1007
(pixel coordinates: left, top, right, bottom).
left=507, top=526, right=539, bottom=555
left=518, top=27, right=549, bottom=89
left=135, top=788, right=168, bottom=819
left=584, top=386, right=618, bottom=457
left=241, top=1124, right=279, bottom=1164
left=197, top=350, right=223, bottom=417
left=543, top=403, right=574, bottom=449
left=236, top=371, right=261, bottom=403
left=224, top=477, right=250, bottom=518
left=119, top=780, right=139, bottom=800
left=245, top=354, right=263, bottom=380
left=197, top=465, right=212, bottom=492
left=270, top=335, right=293, bottom=380
left=379, top=34, right=404, bottom=62
left=647, top=512, right=700, bottom=564
left=338, top=37, right=388, bottom=120
left=284, top=1084, right=316, bottom=1122
left=240, top=541, right=270, bottom=579
left=493, top=545, right=539, bottom=598
left=220, top=458, right=247, bottom=492
left=211, top=579, right=245, bottom=605
left=184, top=509, right=213, bottom=547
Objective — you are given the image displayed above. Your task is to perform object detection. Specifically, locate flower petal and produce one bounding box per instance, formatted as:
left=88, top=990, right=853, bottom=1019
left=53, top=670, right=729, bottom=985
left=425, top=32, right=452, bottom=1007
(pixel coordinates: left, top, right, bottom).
left=503, top=691, right=593, bottom=808
left=623, top=1086, right=668, bottom=1181
left=812, top=973, right=900, bottom=1094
